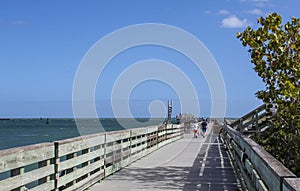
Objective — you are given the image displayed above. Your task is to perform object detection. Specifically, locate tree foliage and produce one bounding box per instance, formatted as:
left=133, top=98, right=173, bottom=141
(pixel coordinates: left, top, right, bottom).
left=237, top=13, right=300, bottom=176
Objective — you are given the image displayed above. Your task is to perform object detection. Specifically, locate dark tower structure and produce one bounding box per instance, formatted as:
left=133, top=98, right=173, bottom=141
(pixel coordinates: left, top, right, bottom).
left=168, top=100, right=172, bottom=124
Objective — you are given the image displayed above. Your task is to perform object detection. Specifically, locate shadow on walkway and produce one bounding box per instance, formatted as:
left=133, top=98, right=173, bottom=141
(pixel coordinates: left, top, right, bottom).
left=102, top=134, right=240, bottom=191
left=182, top=134, right=240, bottom=191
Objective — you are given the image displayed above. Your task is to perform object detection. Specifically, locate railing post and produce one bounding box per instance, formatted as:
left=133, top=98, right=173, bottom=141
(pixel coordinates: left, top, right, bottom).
left=155, top=127, right=158, bottom=147
left=103, top=133, right=107, bottom=178
left=255, top=110, right=259, bottom=132
left=54, top=142, right=59, bottom=191
left=129, top=129, right=132, bottom=159
left=239, top=118, right=243, bottom=131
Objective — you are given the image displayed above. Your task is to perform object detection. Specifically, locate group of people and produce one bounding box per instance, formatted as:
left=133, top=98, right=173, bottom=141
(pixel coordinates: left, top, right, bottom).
left=193, top=118, right=208, bottom=138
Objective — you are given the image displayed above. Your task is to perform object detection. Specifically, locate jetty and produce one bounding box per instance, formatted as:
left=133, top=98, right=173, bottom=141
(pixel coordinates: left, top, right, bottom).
left=88, top=123, right=240, bottom=191
left=0, top=105, right=299, bottom=191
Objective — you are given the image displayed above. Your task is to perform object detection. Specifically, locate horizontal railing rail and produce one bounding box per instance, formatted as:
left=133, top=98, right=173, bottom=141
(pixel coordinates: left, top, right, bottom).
left=220, top=124, right=299, bottom=191
left=229, top=104, right=269, bottom=134
left=0, top=123, right=184, bottom=191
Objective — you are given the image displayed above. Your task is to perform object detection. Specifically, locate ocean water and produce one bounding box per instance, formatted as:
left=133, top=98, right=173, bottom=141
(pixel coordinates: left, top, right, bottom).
left=0, top=118, right=168, bottom=150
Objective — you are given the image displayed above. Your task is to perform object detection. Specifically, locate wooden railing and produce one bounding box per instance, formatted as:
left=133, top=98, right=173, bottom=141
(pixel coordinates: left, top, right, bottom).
left=229, top=104, right=269, bottom=134
left=220, top=124, right=299, bottom=191
left=0, top=123, right=183, bottom=191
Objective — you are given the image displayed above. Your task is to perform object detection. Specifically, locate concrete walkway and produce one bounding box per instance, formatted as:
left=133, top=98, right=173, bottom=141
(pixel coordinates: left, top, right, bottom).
left=88, top=124, right=240, bottom=191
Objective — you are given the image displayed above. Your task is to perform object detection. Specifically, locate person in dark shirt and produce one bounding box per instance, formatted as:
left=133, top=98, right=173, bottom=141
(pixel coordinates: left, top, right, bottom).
left=201, top=118, right=208, bottom=137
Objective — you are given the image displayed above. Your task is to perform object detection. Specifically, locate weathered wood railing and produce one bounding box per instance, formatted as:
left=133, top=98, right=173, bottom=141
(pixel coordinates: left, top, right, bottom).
left=0, top=123, right=183, bottom=191
left=220, top=124, right=299, bottom=191
left=229, top=104, right=269, bottom=134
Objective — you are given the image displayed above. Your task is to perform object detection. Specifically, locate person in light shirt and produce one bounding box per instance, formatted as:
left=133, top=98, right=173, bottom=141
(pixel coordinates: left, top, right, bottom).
left=193, top=121, right=199, bottom=138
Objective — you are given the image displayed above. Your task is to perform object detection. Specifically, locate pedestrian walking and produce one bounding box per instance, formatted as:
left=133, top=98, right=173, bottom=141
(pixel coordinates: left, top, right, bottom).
left=192, top=122, right=199, bottom=138
left=201, top=118, right=208, bottom=137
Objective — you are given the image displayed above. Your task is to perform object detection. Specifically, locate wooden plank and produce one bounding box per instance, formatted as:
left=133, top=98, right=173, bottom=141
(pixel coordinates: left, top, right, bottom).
left=29, top=181, right=55, bottom=191
left=157, top=141, right=167, bottom=148
left=240, top=137, right=296, bottom=191
left=173, top=129, right=181, bottom=133
left=105, top=144, right=114, bottom=154
left=0, top=164, right=54, bottom=190
left=223, top=124, right=297, bottom=191
left=131, top=137, right=147, bottom=146
left=164, top=139, right=173, bottom=145
left=231, top=141, right=243, bottom=160
left=158, top=124, right=165, bottom=129
left=244, top=158, right=268, bottom=190
left=59, top=149, right=104, bottom=171
left=121, top=150, right=131, bottom=159
left=158, top=131, right=166, bottom=136
left=105, top=156, right=114, bottom=164
left=234, top=152, right=256, bottom=191
left=257, top=179, right=268, bottom=191
left=131, top=128, right=147, bottom=137
left=147, top=126, right=158, bottom=134
left=158, top=137, right=166, bottom=143
left=172, top=132, right=182, bottom=137
left=173, top=124, right=182, bottom=128
left=146, top=146, right=157, bottom=154
left=58, top=159, right=104, bottom=187
left=283, top=178, right=300, bottom=191
left=121, top=141, right=131, bottom=149
left=130, top=151, right=145, bottom=162
left=166, top=134, right=175, bottom=139
left=166, top=124, right=173, bottom=129
left=120, top=157, right=131, bottom=168
left=62, top=169, right=104, bottom=191
left=230, top=104, right=266, bottom=127
left=106, top=130, right=130, bottom=143
left=106, top=149, right=121, bottom=163
left=105, top=143, right=121, bottom=154
left=0, top=123, right=187, bottom=191
left=147, top=140, right=157, bottom=147
left=57, top=134, right=105, bottom=156
left=0, top=143, right=54, bottom=173
left=105, top=161, right=122, bottom=176
left=131, top=144, right=147, bottom=154
left=134, top=149, right=147, bottom=159
left=105, top=165, right=118, bottom=176
left=147, top=134, right=157, bottom=140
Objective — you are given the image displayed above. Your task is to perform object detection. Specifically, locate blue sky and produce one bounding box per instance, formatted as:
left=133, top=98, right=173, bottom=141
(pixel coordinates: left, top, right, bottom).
left=0, top=0, right=299, bottom=118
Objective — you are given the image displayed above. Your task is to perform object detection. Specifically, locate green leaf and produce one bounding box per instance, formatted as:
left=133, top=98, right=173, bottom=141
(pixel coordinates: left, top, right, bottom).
left=237, top=12, right=300, bottom=176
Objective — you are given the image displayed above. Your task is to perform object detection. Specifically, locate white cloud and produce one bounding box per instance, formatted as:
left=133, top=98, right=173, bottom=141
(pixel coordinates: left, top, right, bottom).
left=248, top=8, right=263, bottom=15
left=221, top=15, right=250, bottom=28
left=219, top=9, right=230, bottom=15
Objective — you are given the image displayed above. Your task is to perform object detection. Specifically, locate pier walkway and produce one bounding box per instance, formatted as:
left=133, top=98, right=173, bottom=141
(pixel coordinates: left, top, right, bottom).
left=88, top=124, right=240, bottom=191
left=1, top=105, right=298, bottom=191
